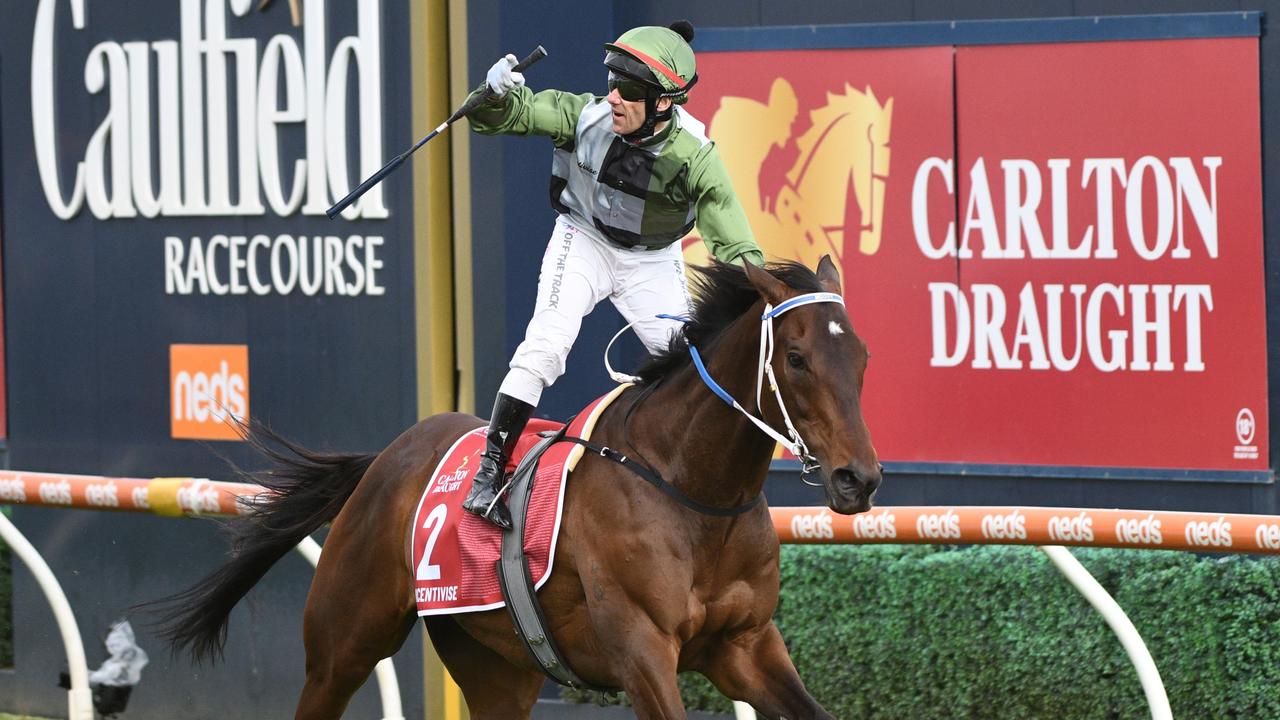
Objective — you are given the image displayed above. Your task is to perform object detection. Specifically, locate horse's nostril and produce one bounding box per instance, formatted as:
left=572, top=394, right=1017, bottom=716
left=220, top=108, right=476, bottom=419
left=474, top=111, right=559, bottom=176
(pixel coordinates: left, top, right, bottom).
left=833, top=466, right=879, bottom=493
left=855, top=464, right=883, bottom=495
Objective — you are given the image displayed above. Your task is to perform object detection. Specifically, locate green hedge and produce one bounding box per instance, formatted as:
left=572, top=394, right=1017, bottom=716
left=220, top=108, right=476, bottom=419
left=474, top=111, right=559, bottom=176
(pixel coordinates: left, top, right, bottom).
left=566, top=545, right=1280, bottom=718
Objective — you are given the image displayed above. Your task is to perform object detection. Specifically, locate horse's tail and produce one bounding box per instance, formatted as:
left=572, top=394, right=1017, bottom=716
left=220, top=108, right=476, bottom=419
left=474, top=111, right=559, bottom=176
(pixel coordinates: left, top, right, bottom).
left=146, top=423, right=376, bottom=663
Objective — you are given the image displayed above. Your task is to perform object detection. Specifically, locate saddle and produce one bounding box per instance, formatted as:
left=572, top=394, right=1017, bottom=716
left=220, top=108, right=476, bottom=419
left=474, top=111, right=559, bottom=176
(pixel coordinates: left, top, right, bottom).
left=411, top=386, right=630, bottom=690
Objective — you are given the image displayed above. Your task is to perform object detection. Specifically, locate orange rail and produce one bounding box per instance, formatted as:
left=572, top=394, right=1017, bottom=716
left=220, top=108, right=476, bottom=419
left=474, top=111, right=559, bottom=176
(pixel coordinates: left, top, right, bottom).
left=0, top=470, right=261, bottom=517
left=772, top=505, right=1280, bottom=554
left=5, top=469, right=1279, bottom=556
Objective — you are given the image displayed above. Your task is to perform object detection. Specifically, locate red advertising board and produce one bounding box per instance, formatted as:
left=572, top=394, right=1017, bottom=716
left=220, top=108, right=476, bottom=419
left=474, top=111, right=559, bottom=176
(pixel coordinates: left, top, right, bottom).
left=686, top=38, right=1266, bottom=473
left=0, top=218, right=5, bottom=441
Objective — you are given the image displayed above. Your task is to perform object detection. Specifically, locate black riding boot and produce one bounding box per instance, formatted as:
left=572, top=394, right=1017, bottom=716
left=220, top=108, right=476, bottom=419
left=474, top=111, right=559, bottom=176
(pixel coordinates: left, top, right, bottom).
left=462, top=393, right=535, bottom=530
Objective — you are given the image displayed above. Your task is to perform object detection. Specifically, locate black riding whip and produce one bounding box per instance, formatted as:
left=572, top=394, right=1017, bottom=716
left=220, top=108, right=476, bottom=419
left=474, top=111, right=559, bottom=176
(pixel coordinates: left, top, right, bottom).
left=326, top=45, right=548, bottom=219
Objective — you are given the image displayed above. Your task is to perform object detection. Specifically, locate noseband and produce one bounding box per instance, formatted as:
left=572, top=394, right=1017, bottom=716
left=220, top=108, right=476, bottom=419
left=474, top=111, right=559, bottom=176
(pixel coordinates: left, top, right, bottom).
left=606, top=291, right=846, bottom=482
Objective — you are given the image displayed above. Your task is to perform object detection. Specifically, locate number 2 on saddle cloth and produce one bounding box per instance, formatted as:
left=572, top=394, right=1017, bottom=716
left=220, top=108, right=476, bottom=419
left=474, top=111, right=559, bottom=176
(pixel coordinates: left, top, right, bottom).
left=409, top=388, right=620, bottom=616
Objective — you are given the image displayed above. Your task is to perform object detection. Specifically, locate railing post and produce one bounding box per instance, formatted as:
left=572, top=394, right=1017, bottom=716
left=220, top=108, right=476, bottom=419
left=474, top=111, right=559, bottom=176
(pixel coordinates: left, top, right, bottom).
left=0, top=511, right=94, bottom=720
left=1040, top=545, right=1171, bottom=720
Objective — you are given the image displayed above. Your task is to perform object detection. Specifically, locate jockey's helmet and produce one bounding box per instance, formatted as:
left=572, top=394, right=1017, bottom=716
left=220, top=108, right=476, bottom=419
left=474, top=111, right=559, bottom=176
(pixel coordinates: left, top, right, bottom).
left=602, top=21, right=699, bottom=139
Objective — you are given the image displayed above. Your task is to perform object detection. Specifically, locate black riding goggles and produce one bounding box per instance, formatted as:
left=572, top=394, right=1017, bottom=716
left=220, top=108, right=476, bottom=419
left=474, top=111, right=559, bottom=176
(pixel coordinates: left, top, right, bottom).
left=607, top=71, right=657, bottom=102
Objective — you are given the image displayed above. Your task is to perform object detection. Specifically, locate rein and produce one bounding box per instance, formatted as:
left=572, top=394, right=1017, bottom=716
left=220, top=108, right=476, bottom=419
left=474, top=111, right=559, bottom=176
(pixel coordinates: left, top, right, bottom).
left=559, top=435, right=763, bottom=517
left=605, top=291, right=845, bottom=485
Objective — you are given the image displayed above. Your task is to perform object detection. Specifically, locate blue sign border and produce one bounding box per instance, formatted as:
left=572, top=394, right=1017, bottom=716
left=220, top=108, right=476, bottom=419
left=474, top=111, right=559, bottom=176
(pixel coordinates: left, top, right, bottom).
left=698, top=12, right=1261, bottom=51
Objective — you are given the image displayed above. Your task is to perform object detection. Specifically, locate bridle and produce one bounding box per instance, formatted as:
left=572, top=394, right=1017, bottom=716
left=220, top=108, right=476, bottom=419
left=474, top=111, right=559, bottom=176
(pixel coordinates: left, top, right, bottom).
left=606, top=291, right=846, bottom=483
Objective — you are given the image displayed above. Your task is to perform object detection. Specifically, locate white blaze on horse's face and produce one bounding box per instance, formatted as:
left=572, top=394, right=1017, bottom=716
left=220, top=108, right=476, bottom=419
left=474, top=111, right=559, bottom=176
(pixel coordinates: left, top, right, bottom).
left=747, top=256, right=882, bottom=515
left=788, top=305, right=879, bottom=515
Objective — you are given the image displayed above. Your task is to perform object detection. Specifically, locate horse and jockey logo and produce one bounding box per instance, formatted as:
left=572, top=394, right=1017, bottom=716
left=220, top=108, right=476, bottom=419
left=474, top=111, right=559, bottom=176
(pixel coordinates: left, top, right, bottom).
left=685, top=77, right=894, bottom=268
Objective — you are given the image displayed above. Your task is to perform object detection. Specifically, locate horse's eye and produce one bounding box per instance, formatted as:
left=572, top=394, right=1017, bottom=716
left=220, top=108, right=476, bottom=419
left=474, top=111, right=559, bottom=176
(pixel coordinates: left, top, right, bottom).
left=787, top=352, right=805, bottom=369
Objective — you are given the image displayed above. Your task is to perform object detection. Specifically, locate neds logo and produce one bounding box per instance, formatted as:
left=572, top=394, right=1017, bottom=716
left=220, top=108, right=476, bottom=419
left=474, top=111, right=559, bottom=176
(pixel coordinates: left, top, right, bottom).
left=0, top=478, right=26, bottom=503
left=39, top=480, right=72, bottom=505
left=790, top=511, right=834, bottom=540
left=1115, top=514, right=1163, bottom=545
left=171, top=344, right=248, bottom=441
left=1184, top=516, right=1233, bottom=548
left=1048, top=512, right=1094, bottom=543
left=916, top=509, right=962, bottom=540
left=851, top=509, right=897, bottom=540
left=85, top=481, right=119, bottom=508
left=178, top=480, right=222, bottom=514
left=981, top=509, right=1027, bottom=541
left=1254, top=524, right=1280, bottom=551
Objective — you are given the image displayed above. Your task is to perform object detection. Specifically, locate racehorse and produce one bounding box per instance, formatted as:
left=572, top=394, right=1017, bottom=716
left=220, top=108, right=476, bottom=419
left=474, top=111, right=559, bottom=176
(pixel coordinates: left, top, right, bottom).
left=153, top=257, right=881, bottom=719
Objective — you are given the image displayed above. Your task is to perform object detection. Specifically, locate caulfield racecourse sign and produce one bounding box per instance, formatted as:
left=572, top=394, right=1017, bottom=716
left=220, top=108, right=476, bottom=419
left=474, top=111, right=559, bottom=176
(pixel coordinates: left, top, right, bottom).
left=1, top=0, right=415, bottom=470
left=31, top=0, right=391, bottom=297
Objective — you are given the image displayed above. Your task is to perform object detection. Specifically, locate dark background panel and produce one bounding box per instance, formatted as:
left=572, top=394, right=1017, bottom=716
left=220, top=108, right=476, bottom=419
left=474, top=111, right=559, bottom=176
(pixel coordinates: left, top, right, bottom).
left=615, top=1, right=763, bottom=29
left=758, top=1, right=914, bottom=25
left=4, top=508, right=418, bottom=719
left=2, top=0, right=418, bottom=480
left=911, top=0, right=1077, bottom=19
left=1072, top=0, right=1243, bottom=13
left=0, top=1, right=424, bottom=717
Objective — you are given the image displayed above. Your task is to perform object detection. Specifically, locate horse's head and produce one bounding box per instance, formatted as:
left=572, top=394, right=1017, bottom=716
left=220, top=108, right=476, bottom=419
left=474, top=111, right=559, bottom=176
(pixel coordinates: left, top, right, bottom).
left=744, top=256, right=881, bottom=514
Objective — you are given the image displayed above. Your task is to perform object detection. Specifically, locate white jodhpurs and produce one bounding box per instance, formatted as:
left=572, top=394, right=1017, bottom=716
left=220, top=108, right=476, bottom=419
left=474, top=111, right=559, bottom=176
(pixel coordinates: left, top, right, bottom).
left=498, top=215, right=693, bottom=406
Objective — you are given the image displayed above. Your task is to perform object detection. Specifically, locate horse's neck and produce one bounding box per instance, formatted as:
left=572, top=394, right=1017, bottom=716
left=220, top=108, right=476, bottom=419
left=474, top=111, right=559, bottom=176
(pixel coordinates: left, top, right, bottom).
left=629, top=309, right=777, bottom=510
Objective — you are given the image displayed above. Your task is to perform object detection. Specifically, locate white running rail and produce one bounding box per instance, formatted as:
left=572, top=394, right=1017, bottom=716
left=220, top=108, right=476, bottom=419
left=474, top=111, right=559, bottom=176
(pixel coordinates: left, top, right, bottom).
left=1040, top=545, right=1171, bottom=720
left=0, top=511, right=94, bottom=720
left=0, top=510, right=404, bottom=720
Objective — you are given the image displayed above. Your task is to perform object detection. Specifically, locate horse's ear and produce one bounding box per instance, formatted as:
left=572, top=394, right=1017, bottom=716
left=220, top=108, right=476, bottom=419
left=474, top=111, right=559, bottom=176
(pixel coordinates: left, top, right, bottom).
left=816, top=255, right=842, bottom=293
left=744, top=260, right=788, bottom=306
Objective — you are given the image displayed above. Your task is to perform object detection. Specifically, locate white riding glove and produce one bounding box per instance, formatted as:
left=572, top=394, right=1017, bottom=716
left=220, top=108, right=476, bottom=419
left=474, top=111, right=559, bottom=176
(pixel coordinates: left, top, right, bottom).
left=486, top=54, right=524, bottom=97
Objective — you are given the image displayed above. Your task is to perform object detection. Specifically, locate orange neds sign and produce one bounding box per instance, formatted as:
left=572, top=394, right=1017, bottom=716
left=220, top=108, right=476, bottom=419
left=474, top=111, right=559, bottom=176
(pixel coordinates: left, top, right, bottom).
left=170, top=344, right=248, bottom=440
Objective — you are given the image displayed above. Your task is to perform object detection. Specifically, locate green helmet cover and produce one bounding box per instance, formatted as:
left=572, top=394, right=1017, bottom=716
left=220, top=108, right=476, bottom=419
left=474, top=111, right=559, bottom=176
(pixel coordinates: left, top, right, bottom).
left=603, top=25, right=696, bottom=103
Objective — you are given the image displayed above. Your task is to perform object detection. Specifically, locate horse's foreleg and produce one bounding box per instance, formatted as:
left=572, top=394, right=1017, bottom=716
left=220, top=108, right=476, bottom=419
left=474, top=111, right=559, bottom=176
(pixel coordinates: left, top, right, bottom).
left=607, top=625, right=688, bottom=719
left=701, top=621, right=834, bottom=720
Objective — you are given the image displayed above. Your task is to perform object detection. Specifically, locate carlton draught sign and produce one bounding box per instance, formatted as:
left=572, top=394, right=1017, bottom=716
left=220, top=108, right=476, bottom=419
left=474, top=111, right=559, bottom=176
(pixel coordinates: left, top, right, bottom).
left=685, top=37, right=1266, bottom=473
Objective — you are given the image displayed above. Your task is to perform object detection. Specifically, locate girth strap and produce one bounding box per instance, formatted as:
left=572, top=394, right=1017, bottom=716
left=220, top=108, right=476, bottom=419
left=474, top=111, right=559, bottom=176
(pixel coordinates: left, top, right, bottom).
left=559, top=435, right=763, bottom=518
left=496, top=425, right=614, bottom=692
left=496, top=426, right=763, bottom=694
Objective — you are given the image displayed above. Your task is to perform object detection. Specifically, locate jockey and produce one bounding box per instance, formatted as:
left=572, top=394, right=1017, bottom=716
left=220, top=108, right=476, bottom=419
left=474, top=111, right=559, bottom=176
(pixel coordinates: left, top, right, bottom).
left=462, top=21, right=764, bottom=529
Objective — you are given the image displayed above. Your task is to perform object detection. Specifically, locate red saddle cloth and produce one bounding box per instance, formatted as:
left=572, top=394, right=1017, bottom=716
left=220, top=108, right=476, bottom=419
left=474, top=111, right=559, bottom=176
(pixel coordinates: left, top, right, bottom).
left=411, top=386, right=626, bottom=615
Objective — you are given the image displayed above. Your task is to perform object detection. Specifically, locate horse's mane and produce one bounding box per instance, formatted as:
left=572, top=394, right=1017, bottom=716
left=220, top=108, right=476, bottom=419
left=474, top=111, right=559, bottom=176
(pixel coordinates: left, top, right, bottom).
left=635, top=260, right=824, bottom=385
